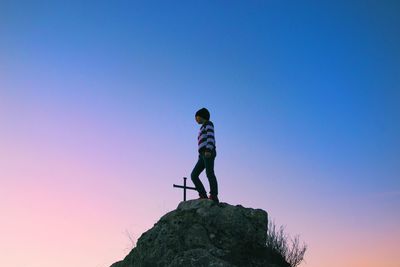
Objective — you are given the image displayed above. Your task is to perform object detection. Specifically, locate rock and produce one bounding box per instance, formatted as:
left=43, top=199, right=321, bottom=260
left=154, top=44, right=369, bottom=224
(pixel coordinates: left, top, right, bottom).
left=110, top=199, right=290, bottom=267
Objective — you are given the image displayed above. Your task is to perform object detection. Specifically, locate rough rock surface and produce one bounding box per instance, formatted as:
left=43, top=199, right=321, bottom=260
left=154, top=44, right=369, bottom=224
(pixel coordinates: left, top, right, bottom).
left=111, top=199, right=290, bottom=267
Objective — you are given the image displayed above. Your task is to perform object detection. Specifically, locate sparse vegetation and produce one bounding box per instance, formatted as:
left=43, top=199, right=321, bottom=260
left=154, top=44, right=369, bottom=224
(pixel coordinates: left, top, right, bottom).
left=266, top=219, right=307, bottom=267
left=124, top=229, right=136, bottom=251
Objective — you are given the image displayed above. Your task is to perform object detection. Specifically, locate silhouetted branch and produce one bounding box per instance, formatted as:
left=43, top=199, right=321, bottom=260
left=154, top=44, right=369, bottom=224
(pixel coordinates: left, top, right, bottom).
left=266, top=219, right=307, bottom=267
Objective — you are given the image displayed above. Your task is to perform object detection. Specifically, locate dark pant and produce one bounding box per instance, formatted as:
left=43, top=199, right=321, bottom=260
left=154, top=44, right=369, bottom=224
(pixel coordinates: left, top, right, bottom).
left=191, top=150, right=218, bottom=197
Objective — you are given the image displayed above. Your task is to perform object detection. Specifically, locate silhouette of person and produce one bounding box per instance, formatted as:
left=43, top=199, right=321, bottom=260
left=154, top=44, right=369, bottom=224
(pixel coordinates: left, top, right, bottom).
left=191, top=108, right=219, bottom=203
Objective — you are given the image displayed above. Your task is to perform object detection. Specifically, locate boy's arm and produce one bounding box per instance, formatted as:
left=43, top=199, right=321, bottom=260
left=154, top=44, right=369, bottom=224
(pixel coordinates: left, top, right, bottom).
left=205, top=124, right=215, bottom=153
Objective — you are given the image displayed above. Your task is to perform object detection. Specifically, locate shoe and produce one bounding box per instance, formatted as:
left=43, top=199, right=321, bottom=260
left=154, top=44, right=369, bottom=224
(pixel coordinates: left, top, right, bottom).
left=208, top=194, right=219, bottom=203
left=198, top=194, right=208, bottom=200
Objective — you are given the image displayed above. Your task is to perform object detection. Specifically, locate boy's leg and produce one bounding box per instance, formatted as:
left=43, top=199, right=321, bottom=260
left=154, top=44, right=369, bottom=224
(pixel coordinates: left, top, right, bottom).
left=190, top=154, right=207, bottom=197
left=203, top=150, right=218, bottom=197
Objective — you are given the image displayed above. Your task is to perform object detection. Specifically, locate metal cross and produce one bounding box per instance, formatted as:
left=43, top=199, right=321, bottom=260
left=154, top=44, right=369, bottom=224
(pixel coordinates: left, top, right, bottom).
left=173, top=177, right=197, bottom=201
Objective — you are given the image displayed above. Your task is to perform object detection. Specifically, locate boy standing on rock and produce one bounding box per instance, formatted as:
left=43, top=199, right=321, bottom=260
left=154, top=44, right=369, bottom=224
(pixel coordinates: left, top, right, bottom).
left=191, top=107, right=219, bottom=203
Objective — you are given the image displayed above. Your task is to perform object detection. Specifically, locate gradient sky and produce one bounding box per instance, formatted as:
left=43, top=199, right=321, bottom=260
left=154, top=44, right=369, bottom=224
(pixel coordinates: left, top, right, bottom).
left=1, top=1, right=399, bottom=267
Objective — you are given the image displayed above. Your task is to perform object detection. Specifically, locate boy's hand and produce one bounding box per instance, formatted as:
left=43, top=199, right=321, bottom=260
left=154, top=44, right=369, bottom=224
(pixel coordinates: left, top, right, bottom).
left=204, top=151, right=211, bottom=158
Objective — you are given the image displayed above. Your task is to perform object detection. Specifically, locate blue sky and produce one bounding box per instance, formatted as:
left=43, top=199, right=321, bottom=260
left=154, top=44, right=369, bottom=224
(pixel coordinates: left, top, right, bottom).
left=1, top=1, right=399, bottom=267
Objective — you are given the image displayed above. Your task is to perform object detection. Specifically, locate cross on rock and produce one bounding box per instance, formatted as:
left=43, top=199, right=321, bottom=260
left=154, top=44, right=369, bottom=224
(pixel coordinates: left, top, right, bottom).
left=173, top=177, right=197, bottom=201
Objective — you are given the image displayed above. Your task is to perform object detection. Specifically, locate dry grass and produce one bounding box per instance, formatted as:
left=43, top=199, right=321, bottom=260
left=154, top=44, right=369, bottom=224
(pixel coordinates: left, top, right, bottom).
left=266, top=219, right=307, bottom=267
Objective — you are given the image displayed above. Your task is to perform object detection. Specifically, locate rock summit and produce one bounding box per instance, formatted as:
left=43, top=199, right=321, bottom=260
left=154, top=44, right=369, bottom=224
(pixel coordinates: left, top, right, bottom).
left=111, top=199, right=289, bottom=267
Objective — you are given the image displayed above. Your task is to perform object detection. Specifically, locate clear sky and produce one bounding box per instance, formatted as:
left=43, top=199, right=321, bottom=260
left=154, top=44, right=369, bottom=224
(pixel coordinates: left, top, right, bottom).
left=1, top=1, right=399, bottom=267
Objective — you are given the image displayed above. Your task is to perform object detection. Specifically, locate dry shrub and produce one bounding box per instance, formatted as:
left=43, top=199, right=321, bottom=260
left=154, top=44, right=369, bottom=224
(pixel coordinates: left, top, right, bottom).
left=266, top=219, right=307, bottom=267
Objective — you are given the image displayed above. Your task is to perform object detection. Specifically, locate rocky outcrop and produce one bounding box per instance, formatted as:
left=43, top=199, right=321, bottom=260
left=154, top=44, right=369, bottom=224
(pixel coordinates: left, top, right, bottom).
left=111, top=199, right=290, bottom=267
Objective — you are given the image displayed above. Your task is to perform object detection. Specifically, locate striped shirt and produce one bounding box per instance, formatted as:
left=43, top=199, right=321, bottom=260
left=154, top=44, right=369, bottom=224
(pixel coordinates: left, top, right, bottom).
left=198, top=120, right=216, bottom=153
